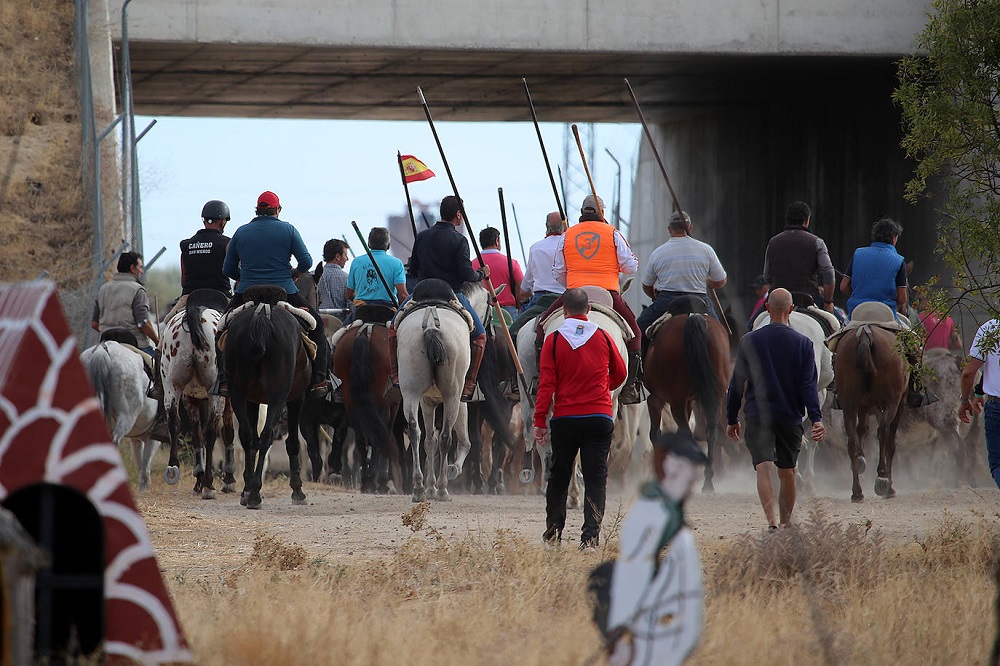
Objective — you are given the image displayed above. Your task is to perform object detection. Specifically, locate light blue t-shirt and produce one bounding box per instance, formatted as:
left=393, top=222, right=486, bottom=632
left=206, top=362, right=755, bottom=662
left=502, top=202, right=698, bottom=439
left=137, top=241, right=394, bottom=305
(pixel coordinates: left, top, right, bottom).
left=347, top=250, right=406, bottom=302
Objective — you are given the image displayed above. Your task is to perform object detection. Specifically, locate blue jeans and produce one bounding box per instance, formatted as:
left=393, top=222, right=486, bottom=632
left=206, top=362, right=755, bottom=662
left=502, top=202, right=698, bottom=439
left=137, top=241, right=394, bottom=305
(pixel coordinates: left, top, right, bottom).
left=984, top=400, right=1000, bottom=489
left=394, top=293, right=485, bottom=339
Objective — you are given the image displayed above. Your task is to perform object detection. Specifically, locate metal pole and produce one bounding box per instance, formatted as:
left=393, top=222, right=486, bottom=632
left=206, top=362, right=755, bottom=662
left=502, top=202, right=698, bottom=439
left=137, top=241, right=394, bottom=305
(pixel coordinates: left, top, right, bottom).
left=557, top=165, right=569, bottom=218
left=144, top=245, right=167, bottom=271
left=341, top=234, right=355, bottom=259
left=94, top=114, right=124, bottom=280
left=605, top=148, right=623, bottom=230
left=510, top=202, right=527, bottom=266
left=136, top=119, right=157, bottom=143
left=350, top=221, right=398, bottom=307
left=396, top=151, right=419, bottom=242
left=521, top=78, right=566, bottom=223
left=498, top=188, right=518, bottom=308
left=102, top=240, right=131, bottom=272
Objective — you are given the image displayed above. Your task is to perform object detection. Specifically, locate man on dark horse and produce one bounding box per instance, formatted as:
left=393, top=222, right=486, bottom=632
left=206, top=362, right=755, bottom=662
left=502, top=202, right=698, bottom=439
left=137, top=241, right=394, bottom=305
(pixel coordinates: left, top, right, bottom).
left=148, top=199, right=232, bottom=401
left=635, top=211, right=727, bottom=356
left=534, top=195, right=643, bottom=404
left=757, top=201, right=836, bottom=319
left=390, top=195, right=490, bottom=402
left=212, top=190, right=331, bottom=398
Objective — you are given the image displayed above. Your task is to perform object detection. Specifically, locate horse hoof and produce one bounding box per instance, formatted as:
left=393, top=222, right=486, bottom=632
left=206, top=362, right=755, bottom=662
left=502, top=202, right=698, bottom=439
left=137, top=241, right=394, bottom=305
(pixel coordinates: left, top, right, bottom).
left=493, top=484, right=506, bottom=496
left=164, top=466, right=180, bottom=486
left=852, top=494, right=864, bottom=503
left=246, top=495, right=262, bottom=510
left=240, top=492, right=248, bottom=506
left=328, top=474, right=342, bottom=486
left=202, top=488, right=216, bottom=500
left=519, top=469, right=535, bottom=485
left=856, top=456, right=867, bottom=474
left=138, top=480, right=149, bottom=493
left=222, top=483, right=236, bottom=494
left=874, top=477, right=892, bottom=497
left=701, top=482, right=715, bottom=494
left=292, top=494, right=308, bottom=506
left=437, top=490, right=451, bottom=502
left=412, top=492, right=426, bottom=503
left=568, top=499, right=580, bottom=510
left=447, top=464, right=460, bottom=481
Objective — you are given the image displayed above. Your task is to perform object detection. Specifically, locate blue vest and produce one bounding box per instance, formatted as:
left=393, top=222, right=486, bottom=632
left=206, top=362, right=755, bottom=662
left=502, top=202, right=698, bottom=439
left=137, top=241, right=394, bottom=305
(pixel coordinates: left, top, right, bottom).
left=847, top=242, right=904, bottom=316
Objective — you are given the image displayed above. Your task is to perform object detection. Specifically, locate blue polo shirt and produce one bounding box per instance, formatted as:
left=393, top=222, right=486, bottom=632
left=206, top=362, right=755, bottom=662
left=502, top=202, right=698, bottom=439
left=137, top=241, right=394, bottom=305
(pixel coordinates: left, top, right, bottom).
left=347, top=250, right=406, bottom=302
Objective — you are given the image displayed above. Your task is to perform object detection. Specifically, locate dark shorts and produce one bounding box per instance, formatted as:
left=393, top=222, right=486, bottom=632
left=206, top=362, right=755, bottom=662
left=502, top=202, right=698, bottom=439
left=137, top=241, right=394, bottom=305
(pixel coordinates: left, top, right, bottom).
left=744, top=418, right=803, bottom=469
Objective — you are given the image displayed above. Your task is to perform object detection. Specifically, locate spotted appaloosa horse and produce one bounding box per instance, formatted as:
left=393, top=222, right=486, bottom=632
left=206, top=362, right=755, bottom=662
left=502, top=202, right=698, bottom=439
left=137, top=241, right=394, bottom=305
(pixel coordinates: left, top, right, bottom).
left=833, top=324, right=908, bottom=502
left=158, top=290, right=237, bottom=498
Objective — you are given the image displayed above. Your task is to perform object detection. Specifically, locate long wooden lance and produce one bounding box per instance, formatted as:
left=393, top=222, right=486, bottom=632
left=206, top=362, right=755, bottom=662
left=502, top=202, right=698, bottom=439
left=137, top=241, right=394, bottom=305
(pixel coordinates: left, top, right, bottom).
left=623, top=78, right=733, bottom=335
left=498, top=188, right=519, bottom=311
left=351, top=220, right=398, bottom=307
left=416, top=86, right=529, bottom=392
left=522, top=78, right=566, bottom=223
left=396, top=151, right=419, bottom=243
left=570, top=124, right=607, bottom=225
left=510, top=202, right=527, bottom=265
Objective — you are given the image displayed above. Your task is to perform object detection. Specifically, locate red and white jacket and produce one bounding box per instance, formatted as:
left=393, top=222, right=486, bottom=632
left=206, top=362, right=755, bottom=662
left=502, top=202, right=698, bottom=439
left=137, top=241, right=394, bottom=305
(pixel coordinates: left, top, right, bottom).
left=534, top=314, right=628, bottom=428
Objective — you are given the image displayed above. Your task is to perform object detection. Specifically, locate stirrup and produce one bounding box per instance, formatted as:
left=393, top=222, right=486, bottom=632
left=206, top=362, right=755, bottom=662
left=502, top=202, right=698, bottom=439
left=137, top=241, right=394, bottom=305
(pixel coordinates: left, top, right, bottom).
left=210, top=380, right=228, bottom=398
left=619, top=382, right=643, bottom=405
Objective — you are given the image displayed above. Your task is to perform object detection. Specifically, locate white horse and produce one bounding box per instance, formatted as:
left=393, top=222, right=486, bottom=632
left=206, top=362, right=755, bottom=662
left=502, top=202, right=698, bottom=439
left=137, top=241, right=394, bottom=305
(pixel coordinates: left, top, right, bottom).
left=80, top=341, right=161, bottom=491
left=753, top=309, right=837, bottom=492
left=397, top=279, right=489, bottom=502
left=158, top=292, right=237, bottom=498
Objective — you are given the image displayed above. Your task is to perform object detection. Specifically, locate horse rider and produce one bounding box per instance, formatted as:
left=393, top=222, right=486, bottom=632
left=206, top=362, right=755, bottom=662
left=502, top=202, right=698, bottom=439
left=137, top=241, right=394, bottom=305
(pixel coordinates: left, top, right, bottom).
left=725, top=288, right=825, bottom=530
left=534, top=195, right=643, bottom=405
left=345, top=226, right=408, bottom=320
left=91, top=251, right=159, bottom=358
left=840, top=217, right=935, bottom=407
left=316, top=238, right=351, bottom=313
left=635, top=210, right=727, bottom=356
left=534, top=288, right=627, bottom=550
left=472, top=226, right=523, bottom=320
left=757, top=201, right=836, bottom=320
left=148, top=200, right=232, bottom=401
left=391, top=195, right=490, bottom=402
left=212, top=190, right=331, bottom=399
left=509, top=211, right=566, bottom=336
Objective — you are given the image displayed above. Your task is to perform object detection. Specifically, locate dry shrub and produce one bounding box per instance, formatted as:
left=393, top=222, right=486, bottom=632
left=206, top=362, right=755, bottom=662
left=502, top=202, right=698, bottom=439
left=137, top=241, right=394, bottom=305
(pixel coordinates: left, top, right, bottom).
left=915, top=509, right=1000, bottom=571
left=248, top=531, right=307, bottom=571
left=712, top=506, right=885, bottom=599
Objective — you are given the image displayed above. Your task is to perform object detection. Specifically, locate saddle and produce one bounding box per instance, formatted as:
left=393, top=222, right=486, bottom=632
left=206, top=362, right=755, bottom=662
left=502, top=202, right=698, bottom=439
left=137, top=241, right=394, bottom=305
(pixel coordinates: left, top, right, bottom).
left=99, top=335, right=154, bottom=376
left=217, top=286, right=319, bottom=360
left=825, top=301, right=908, bottom=352
left=395, top=278, right=474, bottom=332
left=748, top=305, right=840, bottom=338
left=539, top=302, right=634, bottom=341
left=186, top=288, right=229, bottom=313
left=354, top=303, right=396, bottom=325
left=644, top=296, right=709, bottom=341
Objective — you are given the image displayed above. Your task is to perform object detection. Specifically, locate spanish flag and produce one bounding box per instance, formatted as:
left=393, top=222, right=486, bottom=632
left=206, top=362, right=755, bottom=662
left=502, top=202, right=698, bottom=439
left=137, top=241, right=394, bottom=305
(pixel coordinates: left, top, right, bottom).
left=401, top=154, right=435, bottom=183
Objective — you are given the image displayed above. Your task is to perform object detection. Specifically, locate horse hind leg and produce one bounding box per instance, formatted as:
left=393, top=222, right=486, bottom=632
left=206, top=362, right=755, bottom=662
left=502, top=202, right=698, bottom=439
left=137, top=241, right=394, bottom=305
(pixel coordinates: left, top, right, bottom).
left=875, top=402, right=904, bottom=499
left=286, top=399, right=308, bottom=505
left=220, top=400, right=238, bottom=493
left=447, top=402, right=472, bottom=485
left=407, top=399, right=428, bottom=502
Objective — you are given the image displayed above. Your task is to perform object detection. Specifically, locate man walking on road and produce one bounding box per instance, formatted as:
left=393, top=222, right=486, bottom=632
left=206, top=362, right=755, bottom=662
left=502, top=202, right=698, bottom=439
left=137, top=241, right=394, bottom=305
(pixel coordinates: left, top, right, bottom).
left=725, top=288, right=825, bottom=529
left=534, top=288, right=627, bottom=549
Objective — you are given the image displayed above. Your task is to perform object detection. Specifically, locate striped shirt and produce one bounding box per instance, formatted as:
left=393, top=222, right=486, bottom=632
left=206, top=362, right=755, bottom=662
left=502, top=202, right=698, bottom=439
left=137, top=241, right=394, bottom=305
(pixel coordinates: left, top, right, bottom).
left=317, top=263, right=349, bottom=309
left=642, top=236, right=726, bottom=294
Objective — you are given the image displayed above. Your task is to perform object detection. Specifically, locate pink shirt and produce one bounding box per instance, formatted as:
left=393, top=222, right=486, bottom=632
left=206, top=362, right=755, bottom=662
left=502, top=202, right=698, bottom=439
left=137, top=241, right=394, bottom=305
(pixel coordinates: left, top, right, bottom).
left=473, top=249, right=523, bottom=307
left=920, top=312, right=956, bottom=349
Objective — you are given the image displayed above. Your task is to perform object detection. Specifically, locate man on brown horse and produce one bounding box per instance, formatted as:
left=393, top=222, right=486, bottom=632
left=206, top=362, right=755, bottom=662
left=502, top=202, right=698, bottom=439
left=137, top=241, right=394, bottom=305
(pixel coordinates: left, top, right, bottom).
left=726, top=289, right=825, bottom=529
left=534, top=195, right=643, bottom=404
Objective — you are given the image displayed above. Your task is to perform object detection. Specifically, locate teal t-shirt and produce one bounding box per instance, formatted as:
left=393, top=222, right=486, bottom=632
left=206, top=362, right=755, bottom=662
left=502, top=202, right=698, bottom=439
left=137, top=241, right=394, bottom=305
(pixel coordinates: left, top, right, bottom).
left=347, top=250, right=406, bottom=301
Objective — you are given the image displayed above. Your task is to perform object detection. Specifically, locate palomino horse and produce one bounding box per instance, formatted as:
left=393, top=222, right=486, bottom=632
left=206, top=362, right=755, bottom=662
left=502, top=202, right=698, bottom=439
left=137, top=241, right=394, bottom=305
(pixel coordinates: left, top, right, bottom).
left=80, top=341, right=161, bottom=491
left=396, top=278, right=476, bottom=502
left=222, top=287, right=314, bottom=509
left=159, top=289, right=237, bottom=498
left=643, top=296, right=730, bottom=492
left=832, top=321, right=908, bottom=502
left=331, top=306, right=406, bottom=493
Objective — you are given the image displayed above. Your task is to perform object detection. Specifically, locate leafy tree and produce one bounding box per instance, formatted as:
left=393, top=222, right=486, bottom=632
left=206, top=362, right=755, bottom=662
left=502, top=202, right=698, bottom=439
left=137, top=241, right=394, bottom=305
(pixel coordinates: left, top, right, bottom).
left=895, top=0, right=1000, bottom=321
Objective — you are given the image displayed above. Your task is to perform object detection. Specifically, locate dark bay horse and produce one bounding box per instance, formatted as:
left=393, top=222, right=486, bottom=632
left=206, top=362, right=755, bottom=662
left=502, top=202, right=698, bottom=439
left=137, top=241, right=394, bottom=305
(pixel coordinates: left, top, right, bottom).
left=833, top=325, right=908, bottom=502
left=643, top=297, right=730, bottom=492
left=223, top=292, right=312, bottom=509
left=332, top=308, right=406, bottom=494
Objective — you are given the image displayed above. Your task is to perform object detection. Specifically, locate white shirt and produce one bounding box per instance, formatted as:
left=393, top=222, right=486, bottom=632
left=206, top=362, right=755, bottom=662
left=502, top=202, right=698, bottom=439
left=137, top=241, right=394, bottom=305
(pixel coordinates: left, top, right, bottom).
left=552, top=226, right=638, bottom=288
left=642, top=236, right=726, bottom=294
left=970, top=319, right=1000, bottom=397
left=521, top=234, right=566, bottom=295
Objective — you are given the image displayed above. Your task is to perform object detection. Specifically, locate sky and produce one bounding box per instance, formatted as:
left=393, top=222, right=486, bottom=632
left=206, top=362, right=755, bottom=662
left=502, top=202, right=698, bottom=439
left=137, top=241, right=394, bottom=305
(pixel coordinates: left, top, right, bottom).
left=135, top=117, right=640, bottom=272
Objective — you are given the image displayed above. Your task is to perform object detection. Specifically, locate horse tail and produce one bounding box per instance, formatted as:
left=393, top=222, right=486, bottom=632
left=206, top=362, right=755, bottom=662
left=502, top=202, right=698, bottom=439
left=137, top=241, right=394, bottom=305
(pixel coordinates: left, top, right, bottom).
left=424, top=327, right=449, bottom=366
left=856, top=326, right=877, bottom=376
left=683, top=314, right=721, bottom=423
left=186, top=303, right=208, bottom=351
left=349, top=328, right=391, bottom=452
left=476, top=333, right=515, bottom=448
left=86, top=344, right=115, bottom=432
left=247, top=309, right=273, bottom=361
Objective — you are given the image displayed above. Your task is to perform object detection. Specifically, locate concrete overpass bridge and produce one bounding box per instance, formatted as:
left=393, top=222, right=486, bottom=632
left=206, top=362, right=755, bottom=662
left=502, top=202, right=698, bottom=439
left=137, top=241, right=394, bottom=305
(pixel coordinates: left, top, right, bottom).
left=102, top=0, right=939, bottom=325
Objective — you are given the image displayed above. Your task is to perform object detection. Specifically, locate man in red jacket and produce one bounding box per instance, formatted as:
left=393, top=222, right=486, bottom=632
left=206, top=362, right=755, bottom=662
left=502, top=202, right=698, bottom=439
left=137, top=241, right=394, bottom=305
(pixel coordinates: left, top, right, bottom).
left=534, top=288, right=628, bottom=550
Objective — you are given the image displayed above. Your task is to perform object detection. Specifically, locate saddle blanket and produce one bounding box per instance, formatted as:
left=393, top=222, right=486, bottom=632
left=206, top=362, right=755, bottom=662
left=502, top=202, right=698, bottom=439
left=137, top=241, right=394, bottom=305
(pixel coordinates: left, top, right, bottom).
left=825, top=302, right=908, bottom=352
left=395, top=297, right=474, bottom=333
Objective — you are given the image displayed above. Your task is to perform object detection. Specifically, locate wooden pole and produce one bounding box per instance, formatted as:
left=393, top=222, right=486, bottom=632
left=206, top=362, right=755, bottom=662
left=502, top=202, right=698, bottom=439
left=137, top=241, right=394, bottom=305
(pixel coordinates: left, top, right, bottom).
left=522, top=78, right=566, bottom=223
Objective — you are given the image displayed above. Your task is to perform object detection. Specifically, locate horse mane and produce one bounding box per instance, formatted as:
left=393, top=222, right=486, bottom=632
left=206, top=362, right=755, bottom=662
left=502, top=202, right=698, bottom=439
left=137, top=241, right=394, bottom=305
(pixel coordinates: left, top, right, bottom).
left=683, top=314, right=720, bottom=421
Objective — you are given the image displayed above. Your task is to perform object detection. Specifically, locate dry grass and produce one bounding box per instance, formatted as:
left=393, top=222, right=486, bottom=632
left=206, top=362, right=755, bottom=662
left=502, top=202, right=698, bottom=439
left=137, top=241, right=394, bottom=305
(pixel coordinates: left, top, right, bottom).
left=0, top=0, right=89, bottom=289
left=159, top=502, right=1000, bottom=665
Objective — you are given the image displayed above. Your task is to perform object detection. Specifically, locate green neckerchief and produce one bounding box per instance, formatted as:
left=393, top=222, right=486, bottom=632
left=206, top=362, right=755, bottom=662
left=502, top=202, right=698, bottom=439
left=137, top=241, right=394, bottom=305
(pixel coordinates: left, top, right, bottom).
left=639, top=481, right=685, bottom=574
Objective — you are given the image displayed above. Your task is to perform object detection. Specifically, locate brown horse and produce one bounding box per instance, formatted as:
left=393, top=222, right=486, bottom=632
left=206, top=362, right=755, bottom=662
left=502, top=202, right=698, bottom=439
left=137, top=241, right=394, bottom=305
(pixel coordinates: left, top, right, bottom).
left=833, top=325, right=908, bottom=502
left=643, top=297, right=730, bottom=492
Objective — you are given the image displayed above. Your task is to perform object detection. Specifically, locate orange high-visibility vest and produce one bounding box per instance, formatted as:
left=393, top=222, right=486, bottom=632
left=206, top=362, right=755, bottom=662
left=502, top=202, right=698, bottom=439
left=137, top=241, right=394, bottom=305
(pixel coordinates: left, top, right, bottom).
left=563, top=221, right=619, bottom=290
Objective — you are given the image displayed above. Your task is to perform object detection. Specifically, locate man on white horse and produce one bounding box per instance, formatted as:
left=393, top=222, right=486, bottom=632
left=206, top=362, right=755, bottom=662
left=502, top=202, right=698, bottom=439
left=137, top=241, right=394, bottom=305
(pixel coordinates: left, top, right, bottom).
left=91, top=251, right=159, bottom=357
left=534, top=195, right=643, bottom=404
left=213, top=190, right=330, bottom=398
left=392, top=195, right=490, bottom=402
left=149, top=199, right=232, bottom=401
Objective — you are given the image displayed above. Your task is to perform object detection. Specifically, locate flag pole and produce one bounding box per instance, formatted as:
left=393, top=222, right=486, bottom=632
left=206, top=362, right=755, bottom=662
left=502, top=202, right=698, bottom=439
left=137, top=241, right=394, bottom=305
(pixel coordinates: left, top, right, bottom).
left=416, top=86, right=529, bottom=393
left=522, top=78, right=566, bottom=223
left=350, top=221, right=398, bottom=307
left=498, top=187, right=518, bottom=310
left=396, top=151, right=419, bottom=243
left=623, top=78, right=732, bottom=335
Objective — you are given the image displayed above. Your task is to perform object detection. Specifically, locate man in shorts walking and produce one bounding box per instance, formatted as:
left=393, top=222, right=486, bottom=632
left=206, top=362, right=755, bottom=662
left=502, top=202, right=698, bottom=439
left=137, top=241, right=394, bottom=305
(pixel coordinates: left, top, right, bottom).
left=725, top=288, right=825, bottom=529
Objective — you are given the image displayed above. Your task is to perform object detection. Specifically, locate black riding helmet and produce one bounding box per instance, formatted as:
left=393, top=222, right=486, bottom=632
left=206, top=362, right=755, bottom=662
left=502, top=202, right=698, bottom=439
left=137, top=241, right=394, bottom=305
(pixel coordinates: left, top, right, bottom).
left=201, top=199, right=231, bottom=221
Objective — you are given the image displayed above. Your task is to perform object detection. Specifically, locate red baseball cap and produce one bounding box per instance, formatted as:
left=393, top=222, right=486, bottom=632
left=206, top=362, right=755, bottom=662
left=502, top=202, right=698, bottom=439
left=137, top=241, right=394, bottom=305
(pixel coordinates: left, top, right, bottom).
left=257, top=191, right=280, bottom=208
